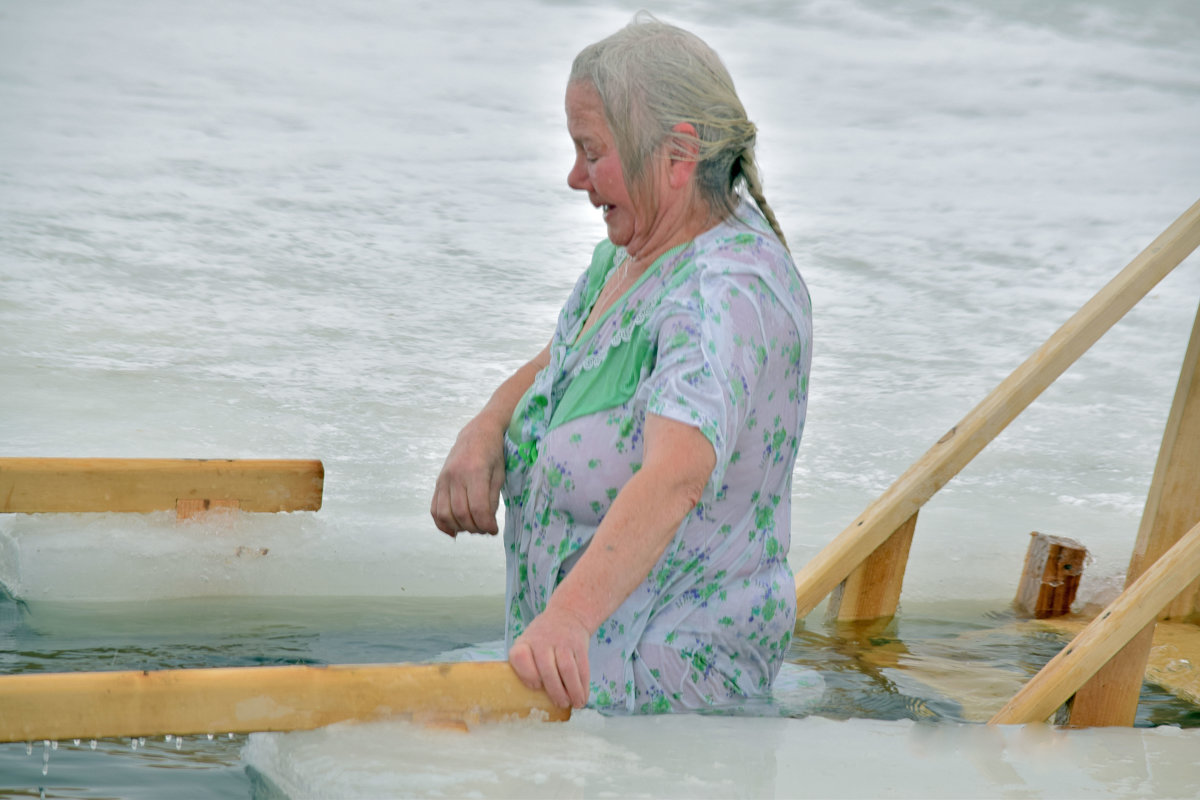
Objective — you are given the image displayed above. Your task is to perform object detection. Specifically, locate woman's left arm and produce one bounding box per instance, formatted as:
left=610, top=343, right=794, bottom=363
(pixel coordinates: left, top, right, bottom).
left=508, top=413, right=716, bottom=708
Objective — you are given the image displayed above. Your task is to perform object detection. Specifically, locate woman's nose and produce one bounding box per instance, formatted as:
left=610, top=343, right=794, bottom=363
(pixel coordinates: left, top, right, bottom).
left=567, top=158, right=588, bottom=191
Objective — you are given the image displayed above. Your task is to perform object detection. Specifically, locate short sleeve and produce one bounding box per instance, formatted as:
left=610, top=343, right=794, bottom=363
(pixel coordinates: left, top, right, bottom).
left=641, top=267, right=769, bottom=490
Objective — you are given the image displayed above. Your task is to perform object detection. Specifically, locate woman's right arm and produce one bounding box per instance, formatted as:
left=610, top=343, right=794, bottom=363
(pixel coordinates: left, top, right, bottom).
left=430, top=342, right=551, bottom=537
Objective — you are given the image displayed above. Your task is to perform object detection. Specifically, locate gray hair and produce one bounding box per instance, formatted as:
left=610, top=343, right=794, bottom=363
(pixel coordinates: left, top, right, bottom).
left=569, top=14, right=788, bottom=249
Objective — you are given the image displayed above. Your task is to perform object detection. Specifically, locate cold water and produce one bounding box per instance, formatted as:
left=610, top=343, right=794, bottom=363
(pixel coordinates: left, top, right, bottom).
left=2, top=0, right=1200, bottom=796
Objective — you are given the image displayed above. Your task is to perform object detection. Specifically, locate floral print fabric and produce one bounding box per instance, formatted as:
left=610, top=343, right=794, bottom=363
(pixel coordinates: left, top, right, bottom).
left=502, top=200, right=812, bottom=713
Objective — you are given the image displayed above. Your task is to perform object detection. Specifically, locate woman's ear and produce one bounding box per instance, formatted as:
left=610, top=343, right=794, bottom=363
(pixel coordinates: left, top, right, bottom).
left=666, top=122, right=700, bottom=189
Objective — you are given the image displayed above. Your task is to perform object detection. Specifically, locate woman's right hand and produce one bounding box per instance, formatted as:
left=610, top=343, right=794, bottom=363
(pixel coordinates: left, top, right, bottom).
left=430, top=342, right=550, bottom=538
left=430, top=416, right=507, bottom=536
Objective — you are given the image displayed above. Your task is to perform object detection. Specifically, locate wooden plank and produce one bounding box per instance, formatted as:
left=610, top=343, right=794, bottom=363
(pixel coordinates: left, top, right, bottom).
left=795, top=198, right=1200, bottom=619
left=0, top=661, right=569, bottom=743
left=1067, top=623, right=1155, bottom=726
left=0, top=458, right=323, bottom=513
left=1014, top=532, right=1087, bottom=619
left=828, top=512, right=917, bottom=623
left=1127, top=300, right=1200, bottom=618
left=989, top=518, right=1200, bottom=725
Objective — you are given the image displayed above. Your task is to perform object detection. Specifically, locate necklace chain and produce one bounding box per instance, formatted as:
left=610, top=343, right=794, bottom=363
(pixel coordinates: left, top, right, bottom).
left=599, top=251, right=636, bottom=304
left=580, top=247, right=658, bottom=339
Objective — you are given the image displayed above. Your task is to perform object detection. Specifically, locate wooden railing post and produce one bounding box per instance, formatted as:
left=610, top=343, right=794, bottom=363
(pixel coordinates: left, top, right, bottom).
left=1067, top=299, right=1200, bottom=725
left=1126, top=299, right=1200, bottom=617
left=1066, top=623, right=1156, bottom=727
left=828, top=512, right=917, bottom=622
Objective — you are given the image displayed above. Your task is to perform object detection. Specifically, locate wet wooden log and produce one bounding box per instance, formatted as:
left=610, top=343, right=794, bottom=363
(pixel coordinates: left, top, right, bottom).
left=0, top=661, right=569, bottom=743
left=1015, top=532, right=1087, bottom=619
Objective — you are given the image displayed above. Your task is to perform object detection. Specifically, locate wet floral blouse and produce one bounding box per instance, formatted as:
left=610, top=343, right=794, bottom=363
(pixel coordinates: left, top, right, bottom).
left=502, top=200, right=812, bottom=714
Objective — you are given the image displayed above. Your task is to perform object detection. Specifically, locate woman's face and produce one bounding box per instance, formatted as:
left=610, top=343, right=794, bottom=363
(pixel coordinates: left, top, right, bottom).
left=565, top=81, right=640, bottom=248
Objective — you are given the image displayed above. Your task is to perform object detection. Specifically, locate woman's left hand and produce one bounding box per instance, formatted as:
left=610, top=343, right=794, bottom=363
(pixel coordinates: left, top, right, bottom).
left=508, top=415, right=714, bottom=711
left=509, top=605, right=591, bottom=709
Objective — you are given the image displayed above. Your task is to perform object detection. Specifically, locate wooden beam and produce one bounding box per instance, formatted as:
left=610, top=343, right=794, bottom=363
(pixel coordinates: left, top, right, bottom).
left=0, top=458, right=323, bottom=514
left=989, top=518, right=1200, bottom=725
left=828, top=512, right=917, bottom=623
left=1127, top=299, right=1200, bottom=618
left=795, top=198, right=1200, bottom=620
left=0, top=661, right=569, bottom=743
left=1066, top=301, right=1200, bottom=724
left=1066, top=623, right=1155, bottom=727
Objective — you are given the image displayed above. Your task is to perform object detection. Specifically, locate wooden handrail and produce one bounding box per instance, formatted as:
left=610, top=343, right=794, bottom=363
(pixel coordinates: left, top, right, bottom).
left=0, top=660, right=568, bottom=742
left=0, top=458, right=323, bottom=514
left=989, top=519, right=1200, bottom=725
left=795, top=198, right=1200, bottom=618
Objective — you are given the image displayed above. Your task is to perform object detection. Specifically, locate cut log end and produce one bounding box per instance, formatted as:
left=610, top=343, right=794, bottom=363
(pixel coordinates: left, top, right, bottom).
left=1015, top=532, right=1088, bottom=619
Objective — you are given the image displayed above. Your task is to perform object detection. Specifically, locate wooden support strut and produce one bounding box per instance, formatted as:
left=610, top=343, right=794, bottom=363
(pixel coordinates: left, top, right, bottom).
left=795, top=198, right=1200, bottom=621
left=1127, top=298, right=1200, bottom=618
left=0, top=458, right=323, bottom=514
left=828, top=512, right=917, bottom=623
left=988, top=518, right=1200, bottom=726
left=0, top=661, right=569, bottom=743
left=1066, top=298, right=1200, bottom=725
left=1067, top=623, right=1155, bottom=727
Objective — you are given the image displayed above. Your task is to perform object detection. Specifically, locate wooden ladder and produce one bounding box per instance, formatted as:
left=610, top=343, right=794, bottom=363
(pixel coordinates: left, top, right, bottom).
left=793, top=198, right=1200, bottom=726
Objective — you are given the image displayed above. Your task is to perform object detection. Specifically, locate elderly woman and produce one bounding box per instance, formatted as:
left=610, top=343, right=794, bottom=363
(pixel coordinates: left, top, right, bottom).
left=431, top=16, right=811, bottom=714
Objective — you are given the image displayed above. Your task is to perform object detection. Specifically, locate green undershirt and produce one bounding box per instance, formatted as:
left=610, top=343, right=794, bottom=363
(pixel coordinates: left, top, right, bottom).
left=507, top=241, right=695, bottom=461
